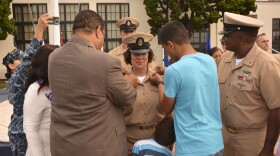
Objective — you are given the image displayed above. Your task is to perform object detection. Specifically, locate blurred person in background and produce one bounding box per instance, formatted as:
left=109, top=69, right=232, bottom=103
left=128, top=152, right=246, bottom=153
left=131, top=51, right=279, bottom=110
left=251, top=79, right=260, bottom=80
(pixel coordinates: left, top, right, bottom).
left=207, top=46, right=223, bottom=64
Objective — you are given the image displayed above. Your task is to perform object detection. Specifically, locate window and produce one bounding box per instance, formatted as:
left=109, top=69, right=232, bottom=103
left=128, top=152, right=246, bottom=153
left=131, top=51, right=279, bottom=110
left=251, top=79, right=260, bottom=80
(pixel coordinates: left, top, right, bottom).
left=12, top=4, right=48, bottom=51
left=272, top=19, right=280, bottom=53
left=97, top=3, right=129, bottom=52
left=189, top=29, right=209, bottom=53
left=59, top=3, right=89, bottom=44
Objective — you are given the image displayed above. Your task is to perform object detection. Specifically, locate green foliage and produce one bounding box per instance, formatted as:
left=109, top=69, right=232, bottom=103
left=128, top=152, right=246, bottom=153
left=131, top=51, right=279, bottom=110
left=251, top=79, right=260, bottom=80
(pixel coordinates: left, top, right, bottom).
left=0, top=0, right=17, bottom=40
left=143, top=0, right=257, bottom=36
left=0, top=81, right=7, bottom=89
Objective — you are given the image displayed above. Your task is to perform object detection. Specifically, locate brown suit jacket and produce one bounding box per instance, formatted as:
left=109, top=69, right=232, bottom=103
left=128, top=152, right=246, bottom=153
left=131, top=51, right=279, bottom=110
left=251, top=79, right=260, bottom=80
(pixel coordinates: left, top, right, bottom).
left=48, top=35, right=136, bottom=156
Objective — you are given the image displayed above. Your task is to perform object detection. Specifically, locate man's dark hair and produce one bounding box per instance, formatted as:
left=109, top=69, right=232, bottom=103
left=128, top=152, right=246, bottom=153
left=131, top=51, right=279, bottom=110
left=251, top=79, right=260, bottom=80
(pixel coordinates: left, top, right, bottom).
left=123, top=48, right=155, bottom=65
left=159, top=20, right=189, bottom=45
left=154, top=117, right=175, bottom=146
left=72, top=10, right=104, bottom=34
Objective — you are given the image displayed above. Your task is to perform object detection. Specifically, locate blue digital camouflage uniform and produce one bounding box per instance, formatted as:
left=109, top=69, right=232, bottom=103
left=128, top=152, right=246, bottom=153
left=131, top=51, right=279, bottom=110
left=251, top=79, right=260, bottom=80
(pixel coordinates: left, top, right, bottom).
left=2, top=49, right=23, bottom=66
left=7, top=37, right=43, bottom=156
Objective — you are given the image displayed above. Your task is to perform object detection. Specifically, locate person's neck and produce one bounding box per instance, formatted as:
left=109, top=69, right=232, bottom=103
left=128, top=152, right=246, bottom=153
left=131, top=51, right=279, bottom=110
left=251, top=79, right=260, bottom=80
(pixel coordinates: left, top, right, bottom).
left=178, top=44, right=197, bottom=59
left=132, top=67, right=147, bottom=77
left=121, top=43, right=128, bottom=49
left=235, top=43, right=254, bottom=59
left=74, top=32, right=97, bottom=49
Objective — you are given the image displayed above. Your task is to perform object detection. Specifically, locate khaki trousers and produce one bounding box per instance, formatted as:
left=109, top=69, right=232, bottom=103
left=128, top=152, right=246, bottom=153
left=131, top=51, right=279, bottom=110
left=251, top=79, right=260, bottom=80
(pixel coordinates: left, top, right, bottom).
left=126, top=126, right=154, bottom=155
left=222, top=124, right=266, bottom=156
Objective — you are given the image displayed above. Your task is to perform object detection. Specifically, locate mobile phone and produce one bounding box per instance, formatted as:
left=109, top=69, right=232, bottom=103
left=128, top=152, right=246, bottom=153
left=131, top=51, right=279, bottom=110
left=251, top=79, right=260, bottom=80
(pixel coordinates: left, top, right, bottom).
left=48, top=17, right=60, bottom=25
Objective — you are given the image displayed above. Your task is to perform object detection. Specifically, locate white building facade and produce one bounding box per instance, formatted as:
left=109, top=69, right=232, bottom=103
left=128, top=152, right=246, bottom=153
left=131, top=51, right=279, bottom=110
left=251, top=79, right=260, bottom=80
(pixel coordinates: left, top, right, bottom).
left=0, top=0, right=279, bottom=79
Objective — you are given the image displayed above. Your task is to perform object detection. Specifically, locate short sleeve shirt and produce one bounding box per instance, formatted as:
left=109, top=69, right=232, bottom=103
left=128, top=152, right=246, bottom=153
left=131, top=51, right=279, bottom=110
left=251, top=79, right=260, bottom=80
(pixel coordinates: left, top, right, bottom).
left=164, top=53, right=223, bottom=155
left=218, top=44, right=280, bottom=129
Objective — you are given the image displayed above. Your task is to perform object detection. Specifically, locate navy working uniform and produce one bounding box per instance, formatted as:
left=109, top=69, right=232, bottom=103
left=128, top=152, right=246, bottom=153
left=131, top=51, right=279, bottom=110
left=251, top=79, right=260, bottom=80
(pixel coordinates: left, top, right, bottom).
left=4, top=38, right=43, bottom=156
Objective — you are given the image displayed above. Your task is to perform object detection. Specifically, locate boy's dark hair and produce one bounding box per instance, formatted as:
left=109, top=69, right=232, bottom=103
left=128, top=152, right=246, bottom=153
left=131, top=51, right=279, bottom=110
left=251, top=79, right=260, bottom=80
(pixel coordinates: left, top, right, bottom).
left=154, top=117, right=175, bottom=146
left=159, top=20, right=189, bottom=45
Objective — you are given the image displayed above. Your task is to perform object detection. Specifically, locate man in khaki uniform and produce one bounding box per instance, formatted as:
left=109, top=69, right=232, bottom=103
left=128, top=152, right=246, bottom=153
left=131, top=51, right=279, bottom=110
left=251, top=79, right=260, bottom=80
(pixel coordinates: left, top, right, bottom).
left=218, top=12, right=280, bottom=156
left=108, top=17, right=139, bottom=71
left=108, top=17, right=156, bottom=72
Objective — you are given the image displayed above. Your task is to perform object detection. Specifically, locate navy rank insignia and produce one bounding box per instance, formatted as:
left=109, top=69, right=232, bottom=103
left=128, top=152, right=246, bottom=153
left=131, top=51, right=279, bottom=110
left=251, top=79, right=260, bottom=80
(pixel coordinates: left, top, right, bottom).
left=126, top=20, right=131, bottom=26
left=136, top=37, right=144, bottom=46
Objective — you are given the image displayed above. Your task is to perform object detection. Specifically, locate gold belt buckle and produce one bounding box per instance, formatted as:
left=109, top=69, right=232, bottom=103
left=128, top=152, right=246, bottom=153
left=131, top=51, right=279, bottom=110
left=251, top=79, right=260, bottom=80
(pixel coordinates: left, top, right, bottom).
left=139, top=126, right=152, bottom=130
left=227, top=127, right=237, bottom=134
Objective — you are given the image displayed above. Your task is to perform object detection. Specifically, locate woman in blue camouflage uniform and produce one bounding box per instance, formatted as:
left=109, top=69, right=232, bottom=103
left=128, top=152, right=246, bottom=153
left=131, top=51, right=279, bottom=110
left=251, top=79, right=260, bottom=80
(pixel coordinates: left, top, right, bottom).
left=2, top=13, right=50, bottom=156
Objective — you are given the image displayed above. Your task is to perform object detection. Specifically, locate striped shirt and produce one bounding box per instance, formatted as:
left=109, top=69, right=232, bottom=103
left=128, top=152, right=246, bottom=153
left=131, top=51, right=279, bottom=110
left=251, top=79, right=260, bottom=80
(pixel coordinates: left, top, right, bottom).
left=131, top=139, right=172, bottom=156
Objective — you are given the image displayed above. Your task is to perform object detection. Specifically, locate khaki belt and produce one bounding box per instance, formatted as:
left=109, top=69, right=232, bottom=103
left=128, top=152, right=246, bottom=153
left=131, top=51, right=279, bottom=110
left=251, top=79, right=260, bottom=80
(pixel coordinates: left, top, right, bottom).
left=127, top=125, right=154, bottom=130
left=226, top=126, right=238, bottom=134
left=225, top=125, right=265, bottom=134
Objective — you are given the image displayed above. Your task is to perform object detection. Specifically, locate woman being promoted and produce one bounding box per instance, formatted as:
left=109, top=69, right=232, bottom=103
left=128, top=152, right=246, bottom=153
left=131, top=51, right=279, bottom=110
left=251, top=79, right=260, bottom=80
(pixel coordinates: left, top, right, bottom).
left=123, top=32, right=165, bottom=154
left=23, top=44, right=59, bottom=156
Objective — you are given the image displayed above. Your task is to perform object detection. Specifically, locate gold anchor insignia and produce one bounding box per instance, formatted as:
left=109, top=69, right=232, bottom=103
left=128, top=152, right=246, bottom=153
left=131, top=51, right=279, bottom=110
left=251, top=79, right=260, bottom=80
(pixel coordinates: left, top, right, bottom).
left=138, top=38, right=143, bottom=46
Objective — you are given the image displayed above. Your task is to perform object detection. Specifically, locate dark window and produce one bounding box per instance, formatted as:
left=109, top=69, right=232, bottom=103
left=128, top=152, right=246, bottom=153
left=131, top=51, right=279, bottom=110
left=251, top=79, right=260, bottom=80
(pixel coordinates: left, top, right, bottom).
left=97, top=3, right=129, bottom=52
left=12, top=4, right=48, bottom=51
left=59, top=3, right=89, bottom=44
left=272, top=19, right=280, bottom=53
left=189, top=29, right=209, bottom=53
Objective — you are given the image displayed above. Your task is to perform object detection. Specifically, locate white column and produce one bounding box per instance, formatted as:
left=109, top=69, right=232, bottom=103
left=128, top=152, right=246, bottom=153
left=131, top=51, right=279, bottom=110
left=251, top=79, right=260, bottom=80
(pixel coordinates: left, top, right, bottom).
left=49, top=0, right=60, bottom=46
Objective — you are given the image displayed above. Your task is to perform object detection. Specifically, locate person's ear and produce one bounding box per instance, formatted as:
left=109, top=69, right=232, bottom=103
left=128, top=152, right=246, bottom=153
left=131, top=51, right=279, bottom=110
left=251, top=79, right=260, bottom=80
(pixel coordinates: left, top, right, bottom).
left=167, top=41, right=175, bottom=50
left=96, top=26, right=103, bottom=39
left=8, top=63, right=16, bottom=70
left=8, top=63, right=14, bottom=70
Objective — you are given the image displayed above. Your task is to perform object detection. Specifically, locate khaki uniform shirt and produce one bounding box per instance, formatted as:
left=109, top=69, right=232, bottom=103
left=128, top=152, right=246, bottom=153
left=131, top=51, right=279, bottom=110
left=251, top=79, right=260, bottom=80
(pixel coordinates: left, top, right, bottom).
left=274, top=54, right=280, bottom=63
left=218, top=44, right=280, bottom=129
left=125, top=69, right=165, bottom=127
left=108, top=43, right=158, bottom=72
left=108, top=44, right=130, bottom=71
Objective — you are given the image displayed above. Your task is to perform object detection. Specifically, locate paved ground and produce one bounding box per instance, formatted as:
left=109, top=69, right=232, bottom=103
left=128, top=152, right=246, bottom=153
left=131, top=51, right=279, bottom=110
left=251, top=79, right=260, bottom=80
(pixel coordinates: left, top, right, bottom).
left=0, top=88, right=11, bottom=142
left=0, top=88, right=8, bottom=103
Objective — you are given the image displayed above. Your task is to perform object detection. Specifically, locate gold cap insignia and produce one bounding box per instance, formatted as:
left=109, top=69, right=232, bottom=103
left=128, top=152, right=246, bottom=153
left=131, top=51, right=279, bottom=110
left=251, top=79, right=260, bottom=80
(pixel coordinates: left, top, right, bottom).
left=137, top=37, right=144, bottom=46
left=126, top=20, right=131, bottom=26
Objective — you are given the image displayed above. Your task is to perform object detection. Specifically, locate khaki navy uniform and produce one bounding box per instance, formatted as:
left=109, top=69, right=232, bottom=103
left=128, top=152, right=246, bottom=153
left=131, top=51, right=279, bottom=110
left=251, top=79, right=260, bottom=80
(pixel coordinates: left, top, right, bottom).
left=125, top=69, right=164, bottom=153
left=108, top=43, right=131, bottom=71
left=218, top=44, right=280, bottom=156
left=274, top=54, right=280, bottom=63
left=122, top=32, right=164, bottom=154
left=218, top=12, right=280, bottom=156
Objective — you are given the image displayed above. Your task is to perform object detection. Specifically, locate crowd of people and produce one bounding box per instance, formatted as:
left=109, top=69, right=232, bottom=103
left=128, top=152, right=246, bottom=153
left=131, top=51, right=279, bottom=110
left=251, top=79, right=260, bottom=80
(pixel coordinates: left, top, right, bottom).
left=2, top=9, right=280, bottom=156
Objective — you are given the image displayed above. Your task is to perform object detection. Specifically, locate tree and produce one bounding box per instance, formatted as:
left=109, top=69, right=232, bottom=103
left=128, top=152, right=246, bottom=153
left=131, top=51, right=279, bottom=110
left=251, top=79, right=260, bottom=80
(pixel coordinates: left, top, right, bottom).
left=0, top=0, right=17, bottom=40
left=143, top=0, right=257, bottom=36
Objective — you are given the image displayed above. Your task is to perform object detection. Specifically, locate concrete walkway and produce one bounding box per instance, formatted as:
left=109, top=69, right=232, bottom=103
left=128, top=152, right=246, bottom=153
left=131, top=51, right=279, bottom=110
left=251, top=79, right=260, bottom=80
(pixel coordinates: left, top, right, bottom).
left=0, top=88, right=11, bottom=142
left=0, top=88, right=8, bottom=103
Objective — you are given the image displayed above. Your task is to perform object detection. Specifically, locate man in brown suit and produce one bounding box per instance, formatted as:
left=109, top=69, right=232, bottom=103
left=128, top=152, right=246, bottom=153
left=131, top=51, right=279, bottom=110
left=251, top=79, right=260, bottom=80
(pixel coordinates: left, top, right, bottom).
left=48, top=10, right=137, bottom=156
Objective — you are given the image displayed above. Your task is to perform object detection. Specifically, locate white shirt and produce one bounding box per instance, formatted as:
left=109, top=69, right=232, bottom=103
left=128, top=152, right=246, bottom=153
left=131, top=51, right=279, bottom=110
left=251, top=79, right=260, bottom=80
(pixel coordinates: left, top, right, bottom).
left=23, top=82, right=51, bottom=156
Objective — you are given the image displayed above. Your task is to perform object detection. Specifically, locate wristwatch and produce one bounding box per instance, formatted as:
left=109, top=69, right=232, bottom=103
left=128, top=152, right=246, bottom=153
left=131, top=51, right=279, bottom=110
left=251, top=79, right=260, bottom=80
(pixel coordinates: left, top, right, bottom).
left=157, top=80, right=164, bottom=86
